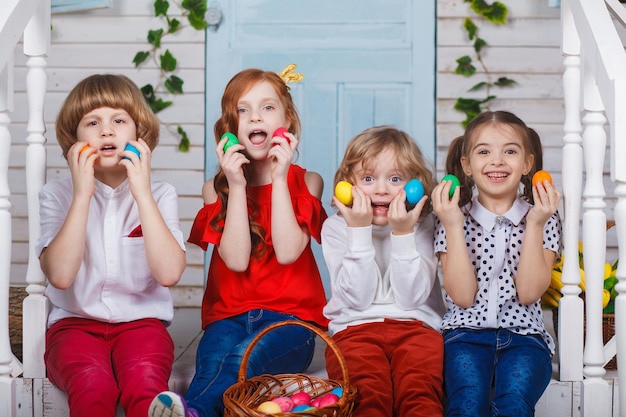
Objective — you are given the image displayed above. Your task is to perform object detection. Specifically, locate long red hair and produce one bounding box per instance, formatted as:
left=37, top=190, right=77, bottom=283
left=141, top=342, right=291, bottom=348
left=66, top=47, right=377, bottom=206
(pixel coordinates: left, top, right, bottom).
left=211, top=68, right=302, bottom=259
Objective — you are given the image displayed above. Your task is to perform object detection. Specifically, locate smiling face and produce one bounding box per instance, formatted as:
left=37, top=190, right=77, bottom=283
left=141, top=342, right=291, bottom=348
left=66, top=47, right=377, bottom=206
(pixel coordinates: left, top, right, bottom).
left=76, top=106, right=137, bottom=172
left=235, top=81, right=288, bottom=158
left=461, top=123, right=534, bottom=210
left=354, top=148, right=408, bottom=225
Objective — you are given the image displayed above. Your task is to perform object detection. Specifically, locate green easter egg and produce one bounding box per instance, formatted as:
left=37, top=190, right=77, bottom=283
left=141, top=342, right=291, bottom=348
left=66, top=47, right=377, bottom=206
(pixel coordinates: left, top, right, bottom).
left=441, top=174, right=460, bottom=197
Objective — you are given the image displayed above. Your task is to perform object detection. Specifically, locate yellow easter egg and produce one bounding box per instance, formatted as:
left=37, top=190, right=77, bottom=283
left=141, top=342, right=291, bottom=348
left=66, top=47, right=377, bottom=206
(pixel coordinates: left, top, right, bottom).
left=257, top=400, right=282, bottom=414
left=335, top=181, right=354, bottom=205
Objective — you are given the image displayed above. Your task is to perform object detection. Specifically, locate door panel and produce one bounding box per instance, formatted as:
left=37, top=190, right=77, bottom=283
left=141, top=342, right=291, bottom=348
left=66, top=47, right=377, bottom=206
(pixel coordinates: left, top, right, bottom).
left=204, top=0, right=436, bottom=294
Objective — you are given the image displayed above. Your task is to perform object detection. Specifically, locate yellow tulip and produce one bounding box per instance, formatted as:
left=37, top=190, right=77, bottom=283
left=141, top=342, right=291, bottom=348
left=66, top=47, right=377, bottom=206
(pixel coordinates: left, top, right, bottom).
left=542, top=287, right=561, bottom=309
left=553, top=256, right=564, bottom=271
left=579, top=268, right=586, bottom=292
left=604, top=263, right=613, bottom=279
left=603, top=289, right=611, bottom=309
left=550, top=270, right=564, bottom=290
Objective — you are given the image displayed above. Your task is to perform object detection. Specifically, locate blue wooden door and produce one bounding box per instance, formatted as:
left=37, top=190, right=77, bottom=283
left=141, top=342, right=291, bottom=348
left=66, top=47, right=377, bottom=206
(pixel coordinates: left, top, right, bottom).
left=204, top=0, right=436, bottom=294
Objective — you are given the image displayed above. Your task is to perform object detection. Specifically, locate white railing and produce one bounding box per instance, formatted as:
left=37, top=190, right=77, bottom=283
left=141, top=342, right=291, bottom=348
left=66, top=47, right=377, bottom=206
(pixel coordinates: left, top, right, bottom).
left=561, top=0, right=626, bottom=415
left=0, top=0, right=49, bottom=416
left=1, top=0, right=625, bottom=415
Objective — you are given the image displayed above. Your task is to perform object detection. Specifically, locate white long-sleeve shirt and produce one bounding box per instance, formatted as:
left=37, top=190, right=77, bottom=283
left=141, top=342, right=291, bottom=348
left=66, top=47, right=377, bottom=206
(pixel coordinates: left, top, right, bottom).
left=322, top=212, right=445, bottom=336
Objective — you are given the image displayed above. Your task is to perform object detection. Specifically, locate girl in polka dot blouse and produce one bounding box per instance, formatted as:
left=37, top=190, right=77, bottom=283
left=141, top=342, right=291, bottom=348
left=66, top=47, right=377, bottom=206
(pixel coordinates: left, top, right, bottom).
left=431, top=111, right=561, bottom=417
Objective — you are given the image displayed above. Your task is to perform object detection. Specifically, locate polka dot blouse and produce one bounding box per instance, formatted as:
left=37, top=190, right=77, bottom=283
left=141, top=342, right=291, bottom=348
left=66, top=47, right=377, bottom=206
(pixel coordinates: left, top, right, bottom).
left=434, top=196, right=561, bottom=354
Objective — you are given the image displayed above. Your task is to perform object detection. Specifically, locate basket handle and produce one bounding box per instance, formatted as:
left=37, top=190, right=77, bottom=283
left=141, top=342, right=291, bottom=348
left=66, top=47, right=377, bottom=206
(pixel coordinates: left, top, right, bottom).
left=237, top=320, right=351, bottom=389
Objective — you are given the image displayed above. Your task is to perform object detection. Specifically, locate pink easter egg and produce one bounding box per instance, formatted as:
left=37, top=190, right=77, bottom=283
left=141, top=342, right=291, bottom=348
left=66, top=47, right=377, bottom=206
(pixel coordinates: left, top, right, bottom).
left=272, top=127, right=291, bottom=145
left=312, top=393, right=340, bottom=408
left=290, top=391, right=312, bottom=407
left=271, top=397, right=294, bottom=412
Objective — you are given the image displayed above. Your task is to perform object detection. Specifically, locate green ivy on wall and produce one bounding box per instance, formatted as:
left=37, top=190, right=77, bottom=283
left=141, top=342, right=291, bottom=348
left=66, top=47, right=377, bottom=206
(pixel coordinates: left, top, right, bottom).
left=133, top=0, right=208, bottom=152
left=454, top=0, right=516, bottom=127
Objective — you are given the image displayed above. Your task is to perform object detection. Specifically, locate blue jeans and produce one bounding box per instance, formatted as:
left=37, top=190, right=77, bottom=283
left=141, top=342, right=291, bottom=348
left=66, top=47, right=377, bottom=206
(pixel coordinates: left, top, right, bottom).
left=443, top=328, right=551, bottom=417
left=185, top=310, right=316, bottom=417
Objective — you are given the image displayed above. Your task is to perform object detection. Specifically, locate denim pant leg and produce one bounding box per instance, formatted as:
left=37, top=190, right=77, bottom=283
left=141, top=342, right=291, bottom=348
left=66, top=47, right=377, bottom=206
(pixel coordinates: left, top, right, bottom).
left=491, top=329, right=552, bottom=417
left=443, top=328, right=496, bottom=417
left=185, top=310, right=316, bottom=417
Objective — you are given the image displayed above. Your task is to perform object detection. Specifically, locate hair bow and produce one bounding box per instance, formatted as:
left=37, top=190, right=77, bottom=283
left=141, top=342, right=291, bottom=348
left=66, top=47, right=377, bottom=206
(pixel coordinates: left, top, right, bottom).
left=277, top=64, right=304, bottom=84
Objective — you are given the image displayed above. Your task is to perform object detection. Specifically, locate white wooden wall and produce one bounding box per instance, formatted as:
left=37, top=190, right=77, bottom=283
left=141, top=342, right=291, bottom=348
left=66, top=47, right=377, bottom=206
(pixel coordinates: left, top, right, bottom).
left=9, top=0, right=206, bottom=306
left=9, top=0, right=619, bottom=305
left=437, top=0, right=624, bottom=263
left=436, top=1, right=564, bottom=178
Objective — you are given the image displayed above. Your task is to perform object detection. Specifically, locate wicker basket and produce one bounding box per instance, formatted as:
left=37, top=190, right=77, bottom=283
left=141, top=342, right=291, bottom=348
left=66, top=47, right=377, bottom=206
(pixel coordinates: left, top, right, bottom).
left=223, top=320, right=357, bottom=417
left=552, top=310, right=617, bottom=370
left=9, top=286, right=26, bottom=362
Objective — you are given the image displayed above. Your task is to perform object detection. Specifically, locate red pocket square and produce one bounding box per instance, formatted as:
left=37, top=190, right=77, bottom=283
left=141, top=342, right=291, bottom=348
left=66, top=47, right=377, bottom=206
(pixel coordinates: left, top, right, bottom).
left=128, top=225, right=143, bottom=237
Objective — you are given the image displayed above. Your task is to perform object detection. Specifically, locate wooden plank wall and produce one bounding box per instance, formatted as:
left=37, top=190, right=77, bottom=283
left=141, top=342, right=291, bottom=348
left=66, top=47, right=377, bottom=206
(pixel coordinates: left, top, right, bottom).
left=436, top=0, right=563, bottom=179
left=437, top=0, right=623, bottom=262
left=9, top=0, right=206, bottom=306
left=9, top=0, right=620, bottom=303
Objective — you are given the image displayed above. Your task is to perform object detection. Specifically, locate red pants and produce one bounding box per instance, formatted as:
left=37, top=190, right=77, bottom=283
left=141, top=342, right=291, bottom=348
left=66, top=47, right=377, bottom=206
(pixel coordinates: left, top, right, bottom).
left=326, top=319, right=443, bottom=417
left=45, top=317, right=174, bottom=417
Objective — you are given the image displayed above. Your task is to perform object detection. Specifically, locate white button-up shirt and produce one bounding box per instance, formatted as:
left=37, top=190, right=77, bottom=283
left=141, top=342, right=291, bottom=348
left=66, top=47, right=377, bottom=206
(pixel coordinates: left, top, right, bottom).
left=36, top=177, right=186, bottom=327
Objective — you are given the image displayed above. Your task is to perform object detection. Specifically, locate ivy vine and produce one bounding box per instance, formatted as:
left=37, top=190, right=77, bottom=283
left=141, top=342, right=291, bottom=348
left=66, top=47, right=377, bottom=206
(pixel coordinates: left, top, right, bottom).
left=454, top=0, right=516, bottom=127
left=132, top=0, right=208, bottom=152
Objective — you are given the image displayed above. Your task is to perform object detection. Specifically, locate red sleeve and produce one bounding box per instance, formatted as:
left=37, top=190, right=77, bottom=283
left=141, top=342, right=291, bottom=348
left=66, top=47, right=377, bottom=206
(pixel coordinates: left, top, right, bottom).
left=293, top=195, right=328, bottom=244
left=187, top=201, right=223, bottom=251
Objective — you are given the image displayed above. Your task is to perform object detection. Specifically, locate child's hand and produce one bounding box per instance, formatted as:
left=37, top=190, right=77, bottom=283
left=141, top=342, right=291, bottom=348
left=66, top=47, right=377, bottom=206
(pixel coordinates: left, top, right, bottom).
left=120, top=139, right=152, bottom=200
left=268, top=131, right=296, bottom=182
left=431, top=180, right=463, bottom=228
left=68, top=142, right=97, bottom=198
left=528, top=180, right=561, bottom=226
left=334, top=186, right=373, bottom=227
left=387, top=189, right=426, bottom=235
left=216, top=136, right=249, bottom=188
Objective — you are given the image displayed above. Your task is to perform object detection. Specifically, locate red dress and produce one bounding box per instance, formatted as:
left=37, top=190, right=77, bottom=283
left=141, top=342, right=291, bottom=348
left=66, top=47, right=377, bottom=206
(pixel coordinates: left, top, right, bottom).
left=188, top=165, right=329, bottom=329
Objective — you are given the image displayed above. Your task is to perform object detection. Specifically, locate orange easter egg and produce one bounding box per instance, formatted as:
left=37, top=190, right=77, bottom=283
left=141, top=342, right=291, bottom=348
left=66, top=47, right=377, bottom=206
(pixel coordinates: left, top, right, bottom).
left=532, top=170, right=553, bottom=187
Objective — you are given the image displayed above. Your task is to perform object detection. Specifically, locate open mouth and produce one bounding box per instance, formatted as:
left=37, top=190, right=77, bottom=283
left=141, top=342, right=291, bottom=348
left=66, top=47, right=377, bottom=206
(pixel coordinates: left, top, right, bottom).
left=248, top=130, right=268, bottom=145
left=372, top=202, right=390, bottom=214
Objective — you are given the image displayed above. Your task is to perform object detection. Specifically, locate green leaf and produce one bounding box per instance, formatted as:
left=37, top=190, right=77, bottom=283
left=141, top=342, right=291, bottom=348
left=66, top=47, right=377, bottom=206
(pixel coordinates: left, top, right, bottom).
left=154, top=0, right=169, bottom=17
left=160, top=49, right=177, bottom=72
left=168, top=18, right=181, bottom=34
left=468, top=81, right=488, bottom=92
left=182, top=0, right=208, bottom=15
left=177, top=125, right=190, bottom=152
left=604, top=276, right=618, bottom=291
left=464, top=17, right=478, bottom=40
left=141, top=84, right=156, bottom=104
left=474, top=37, right=487, bottom=54
left=494, top=77, right=517, bottom=88
left=454, top=97, right=483, bottom=127
left=455, top=56, right=476, bottom=77
left=164, top=75, right=184, bottom=94
left=183, top=0, right=209, bottom=30
left=151, top=98, right=173, bottom=114
left=132, top=51, right=151, bottom=67
left=470, top=0, right=508, bottom=24
left=604, top=299, right=615, bottom=314
left=188, top=12, right=208, bottom=30
left=148, top=29, right=164, bottom=48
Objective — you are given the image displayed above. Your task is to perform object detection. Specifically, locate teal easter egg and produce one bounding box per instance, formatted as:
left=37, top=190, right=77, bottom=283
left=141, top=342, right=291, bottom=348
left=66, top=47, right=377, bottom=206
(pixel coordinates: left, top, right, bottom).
left=123, top=143, right=140, bottom=160
left=404, top=179, right=424, bottom=205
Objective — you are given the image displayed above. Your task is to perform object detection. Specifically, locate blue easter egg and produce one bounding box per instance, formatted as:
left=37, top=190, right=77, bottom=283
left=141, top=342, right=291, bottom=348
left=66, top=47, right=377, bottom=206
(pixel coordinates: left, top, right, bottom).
left=404, top=179, right=424, bottom=205
left=123, top=143, right=140, bottom=160
left=330, top=387, right=343, bottom=397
